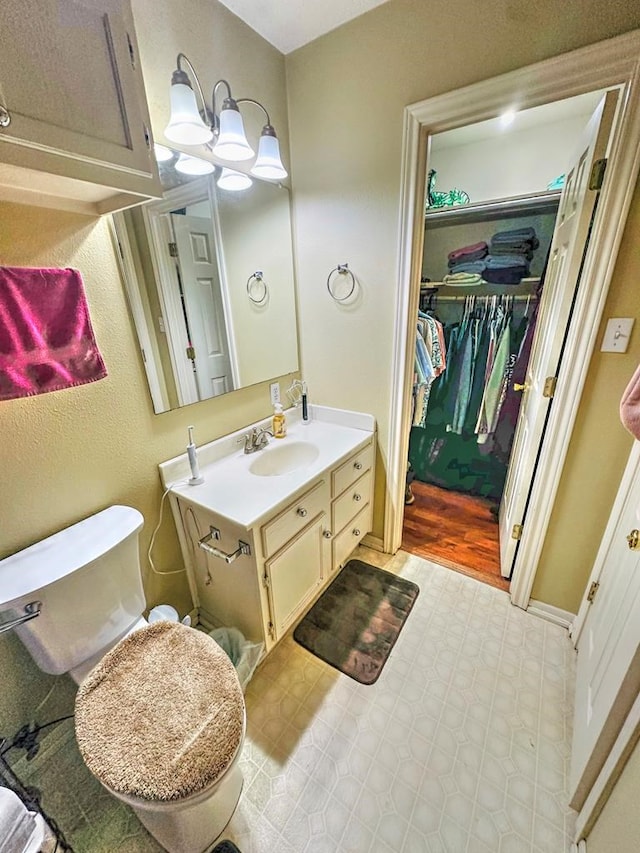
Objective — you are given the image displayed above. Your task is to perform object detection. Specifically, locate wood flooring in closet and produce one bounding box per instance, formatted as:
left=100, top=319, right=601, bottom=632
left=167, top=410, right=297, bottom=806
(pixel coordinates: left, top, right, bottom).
left=402, top=481, right=510, bottom=592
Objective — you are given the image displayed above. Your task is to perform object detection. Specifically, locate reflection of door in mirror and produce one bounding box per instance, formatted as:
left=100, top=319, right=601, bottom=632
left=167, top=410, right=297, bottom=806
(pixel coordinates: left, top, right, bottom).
left=171, top=211, right=235, bottom=400
left=113, top=167, right=299, bottom=415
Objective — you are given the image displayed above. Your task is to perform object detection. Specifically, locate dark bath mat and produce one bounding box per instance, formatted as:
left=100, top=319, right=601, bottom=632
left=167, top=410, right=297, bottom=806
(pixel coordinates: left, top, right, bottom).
left=293, top=559, right=419, bottom=685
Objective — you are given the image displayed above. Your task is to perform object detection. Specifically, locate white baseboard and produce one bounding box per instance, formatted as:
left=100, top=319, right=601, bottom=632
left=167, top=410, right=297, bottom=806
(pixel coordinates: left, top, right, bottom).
left=527, top=599, right=575, bottom=631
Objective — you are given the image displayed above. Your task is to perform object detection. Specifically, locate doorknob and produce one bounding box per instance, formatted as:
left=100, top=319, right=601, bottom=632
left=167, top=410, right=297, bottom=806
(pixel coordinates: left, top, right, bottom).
left=513, top=382, right=529, bottom=392
left=627, top=529, right=640, bottom=550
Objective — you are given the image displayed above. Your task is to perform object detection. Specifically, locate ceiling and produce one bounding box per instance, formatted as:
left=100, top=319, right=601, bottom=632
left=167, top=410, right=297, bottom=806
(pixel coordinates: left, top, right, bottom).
left=217, top=0, right=391, bottom=54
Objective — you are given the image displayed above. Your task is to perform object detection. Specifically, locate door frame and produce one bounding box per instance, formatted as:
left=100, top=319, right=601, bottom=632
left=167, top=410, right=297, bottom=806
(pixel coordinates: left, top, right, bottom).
left=385, top=30, right=640, bottom=610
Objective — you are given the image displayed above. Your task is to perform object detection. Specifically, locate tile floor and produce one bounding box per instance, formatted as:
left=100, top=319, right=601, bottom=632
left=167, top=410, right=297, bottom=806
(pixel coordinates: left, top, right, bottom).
left=9, top=547, right=577, bottom=852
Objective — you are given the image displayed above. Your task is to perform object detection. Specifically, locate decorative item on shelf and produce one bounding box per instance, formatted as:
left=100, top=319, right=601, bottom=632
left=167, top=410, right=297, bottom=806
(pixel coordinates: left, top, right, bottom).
left=246, top=271, right=268, bottom=304
left=425, top=169, right=470, bottom=209
left=547, top=174, right=566, bottom=190
left=163, top=53, right=287, bottom=182
left=327, top=263, right=356, bottom=302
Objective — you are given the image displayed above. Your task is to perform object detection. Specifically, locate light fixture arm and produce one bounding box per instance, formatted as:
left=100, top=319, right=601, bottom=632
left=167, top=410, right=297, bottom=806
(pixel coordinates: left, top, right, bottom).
left=236, top=98, right=272, bottom=128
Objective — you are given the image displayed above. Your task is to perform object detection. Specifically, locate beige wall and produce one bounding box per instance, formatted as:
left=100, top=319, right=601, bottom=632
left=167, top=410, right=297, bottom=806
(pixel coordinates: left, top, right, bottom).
left=0, top=0, right=291, bottom=727
left=586, top=736, right=640, bottom=851
left=285, top=0, right=640, bottom=609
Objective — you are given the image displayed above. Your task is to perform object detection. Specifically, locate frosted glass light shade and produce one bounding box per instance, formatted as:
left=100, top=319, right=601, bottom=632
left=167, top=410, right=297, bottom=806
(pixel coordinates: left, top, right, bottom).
left=164, top=82, right=213, bottom=145
left=154, top=143, right=174, bottom=162
left=217, top=168, right=253, bottom=191
left=175, top=153, right=215, bottom=175
left=250, top=131, right=287, bottom=180
left=213, top=107, right=254, bottom=161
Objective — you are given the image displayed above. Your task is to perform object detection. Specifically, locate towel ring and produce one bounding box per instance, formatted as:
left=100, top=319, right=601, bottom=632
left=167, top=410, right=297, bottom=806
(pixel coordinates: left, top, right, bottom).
left=247, top=271, right=267, bottom=305
left=327, top=263, right=355, bottom=302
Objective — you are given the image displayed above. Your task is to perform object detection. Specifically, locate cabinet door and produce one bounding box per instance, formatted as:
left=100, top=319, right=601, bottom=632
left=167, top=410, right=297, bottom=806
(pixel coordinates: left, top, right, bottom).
left=265, top=516, right=327, bottom=640
left=0, top=0, right=153, bottom=176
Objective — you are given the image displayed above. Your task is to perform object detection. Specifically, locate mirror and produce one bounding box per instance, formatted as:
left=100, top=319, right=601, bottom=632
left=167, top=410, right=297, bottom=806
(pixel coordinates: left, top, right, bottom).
left=114, top=153, right=299, bottom=413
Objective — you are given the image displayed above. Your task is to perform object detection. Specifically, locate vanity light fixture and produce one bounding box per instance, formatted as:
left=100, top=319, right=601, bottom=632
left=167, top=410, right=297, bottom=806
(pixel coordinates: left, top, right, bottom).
left=217, top=168, right=253, bottom=191
left=154, top=143, right=174, bottom=162
left=500, top=109, right=517, bottom=127
left=164, top=53, right=288, bottom=180
left=175, top=153, right=215, bottom=176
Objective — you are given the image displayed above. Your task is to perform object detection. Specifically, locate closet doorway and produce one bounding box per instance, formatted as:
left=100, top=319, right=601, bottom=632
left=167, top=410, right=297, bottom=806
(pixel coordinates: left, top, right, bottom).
left=402, top=88, right=617, bottom=591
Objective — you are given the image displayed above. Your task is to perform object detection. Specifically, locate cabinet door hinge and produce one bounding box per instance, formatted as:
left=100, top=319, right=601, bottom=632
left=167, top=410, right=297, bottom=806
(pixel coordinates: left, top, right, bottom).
left=262, top=573, right=270, bottom=589
left=186, top=346, right=195, bottom=361
left=543, top=376, right=557, bottom=398
left=168, top=242, right=178, bottom=257
left=267, top=621, right=275, bottom=639
left=589, top=158, right=607, bottom=191
left=512, top=523, right=523, bottom=541
left=587, top=581, right=600, bottom=604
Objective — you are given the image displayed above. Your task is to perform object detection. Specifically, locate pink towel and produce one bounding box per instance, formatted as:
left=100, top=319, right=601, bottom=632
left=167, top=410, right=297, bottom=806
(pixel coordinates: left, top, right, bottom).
left=0, top=266, right=107, bottom=400
left=621, top=363, right=640, bottom=440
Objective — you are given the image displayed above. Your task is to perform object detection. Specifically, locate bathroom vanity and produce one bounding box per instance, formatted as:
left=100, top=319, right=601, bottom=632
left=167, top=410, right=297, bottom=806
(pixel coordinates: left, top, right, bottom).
left=160, top=407, right=376, bottom=654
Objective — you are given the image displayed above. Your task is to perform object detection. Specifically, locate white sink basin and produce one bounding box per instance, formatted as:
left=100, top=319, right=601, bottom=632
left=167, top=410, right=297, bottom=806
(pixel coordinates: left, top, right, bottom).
left=249, top=441, right=320, bottom=477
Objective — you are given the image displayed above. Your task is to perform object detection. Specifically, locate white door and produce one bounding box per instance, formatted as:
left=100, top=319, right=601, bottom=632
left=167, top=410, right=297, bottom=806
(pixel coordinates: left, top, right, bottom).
left=498, top=91, right=618, bottom=577
left=172, top=213, right=235, bottom=399
left=570, top=442, right=640, bottom=810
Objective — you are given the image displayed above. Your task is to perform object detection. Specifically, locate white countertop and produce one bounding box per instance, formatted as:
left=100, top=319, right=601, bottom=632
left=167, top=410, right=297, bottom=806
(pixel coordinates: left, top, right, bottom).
left=160, top=406, right=375, bottom=528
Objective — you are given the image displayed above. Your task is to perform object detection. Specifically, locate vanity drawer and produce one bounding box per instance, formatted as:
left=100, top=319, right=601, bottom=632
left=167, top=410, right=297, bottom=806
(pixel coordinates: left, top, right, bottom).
left=262, top=479, right=329, bottom=559
left=332, top=502, right=372, bottom=570
left=332, top=470, right=372, bottom=536
left=332, top=441, right=374, bottom=498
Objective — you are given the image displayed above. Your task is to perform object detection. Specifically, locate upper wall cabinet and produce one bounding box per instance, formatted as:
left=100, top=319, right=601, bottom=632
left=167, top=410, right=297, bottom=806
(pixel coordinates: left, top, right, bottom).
left=0, top=0, right=162, bottom=215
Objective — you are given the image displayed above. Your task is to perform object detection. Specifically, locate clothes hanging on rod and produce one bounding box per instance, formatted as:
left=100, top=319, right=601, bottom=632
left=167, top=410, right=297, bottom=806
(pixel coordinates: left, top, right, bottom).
left=413, top=310, right=446, bottom=427
left=408, top=291, right=539, bottom=499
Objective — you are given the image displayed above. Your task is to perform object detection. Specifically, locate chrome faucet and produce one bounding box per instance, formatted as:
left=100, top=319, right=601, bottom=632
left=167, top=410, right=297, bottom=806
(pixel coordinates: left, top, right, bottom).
left=241, top=427, right=272, bottom=454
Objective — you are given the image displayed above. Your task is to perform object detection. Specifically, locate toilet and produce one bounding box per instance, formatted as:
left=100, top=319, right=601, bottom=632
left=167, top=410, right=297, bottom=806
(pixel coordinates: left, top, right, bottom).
left=0, top=506, right=245, bottom=853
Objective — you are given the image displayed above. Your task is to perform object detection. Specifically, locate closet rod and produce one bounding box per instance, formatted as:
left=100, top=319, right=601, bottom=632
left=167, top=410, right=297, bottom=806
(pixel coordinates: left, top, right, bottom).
left=431, top=294, right=538, bottom=302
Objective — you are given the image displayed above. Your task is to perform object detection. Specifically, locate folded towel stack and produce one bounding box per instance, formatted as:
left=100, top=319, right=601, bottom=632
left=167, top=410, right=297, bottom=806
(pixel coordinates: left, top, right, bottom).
left=482, top=227, right=539, bottom=284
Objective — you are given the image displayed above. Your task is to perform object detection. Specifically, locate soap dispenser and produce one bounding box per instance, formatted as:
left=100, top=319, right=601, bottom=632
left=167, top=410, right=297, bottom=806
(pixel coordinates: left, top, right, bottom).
left=272, top=403, right=286, bottom=439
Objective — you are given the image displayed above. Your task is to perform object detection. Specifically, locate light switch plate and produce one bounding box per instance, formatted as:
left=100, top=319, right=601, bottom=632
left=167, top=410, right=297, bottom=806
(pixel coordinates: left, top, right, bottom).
left=270, top=382, right=281, bottom=405
left=601, top=317, right=635, bottom=353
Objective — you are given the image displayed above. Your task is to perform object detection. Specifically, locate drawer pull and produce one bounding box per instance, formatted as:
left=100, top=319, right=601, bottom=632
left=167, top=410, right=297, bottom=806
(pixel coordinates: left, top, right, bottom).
left=323, top=530, right=332, bottom=539
left=353, top=492, right=362, bottom=501
left=354, top=462, right=363, bottom=470
left=297, top=507, right=308, bottom=517
left=353, top=528, right=361, bottom=536
left=0, top=105, right=10, bottom=128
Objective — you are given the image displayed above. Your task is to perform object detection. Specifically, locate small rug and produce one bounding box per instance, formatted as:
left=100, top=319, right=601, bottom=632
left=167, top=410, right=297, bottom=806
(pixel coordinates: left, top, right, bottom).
left=293, top=559, right=419, bottom=685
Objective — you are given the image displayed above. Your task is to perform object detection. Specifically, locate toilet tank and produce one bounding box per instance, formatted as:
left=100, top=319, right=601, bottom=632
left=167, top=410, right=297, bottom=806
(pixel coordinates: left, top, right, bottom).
left=0, top=506, right=146, bottom=675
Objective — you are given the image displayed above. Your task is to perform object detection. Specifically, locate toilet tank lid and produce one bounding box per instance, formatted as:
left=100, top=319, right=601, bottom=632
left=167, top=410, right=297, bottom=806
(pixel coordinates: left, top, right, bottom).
left=0, top=506, right=143, bottom=608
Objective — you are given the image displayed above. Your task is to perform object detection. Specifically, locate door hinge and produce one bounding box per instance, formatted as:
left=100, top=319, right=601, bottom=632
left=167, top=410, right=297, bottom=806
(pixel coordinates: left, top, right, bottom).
left=262, top=573, right=270, bottom=589
left=186, top=345, right=195, bottom=360
left=543, top=376, right=557, bottom=399
left=267, top=621, right=275, bottom=639
left=587, top=580, right=600, bottom=604
left=168, top=242, right=178, bottom=258
left=512, top=523, right=523, bottom=541
left=589, top=158, right=607, bottom=191
left=127, top=32, right=136, bottom=69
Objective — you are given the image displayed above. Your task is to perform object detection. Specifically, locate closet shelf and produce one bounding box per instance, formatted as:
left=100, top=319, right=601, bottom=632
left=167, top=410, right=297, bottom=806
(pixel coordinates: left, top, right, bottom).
left=420, top=277, right=540, bottom=299
left=424, top=191, right=561, bottom=226
left=422, top=276, right=540, bottom=289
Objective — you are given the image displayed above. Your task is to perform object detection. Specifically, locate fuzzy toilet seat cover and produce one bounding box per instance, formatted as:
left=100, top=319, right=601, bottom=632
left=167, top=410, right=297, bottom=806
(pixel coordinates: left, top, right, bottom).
left=74, top=621, right=244, bottom=801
